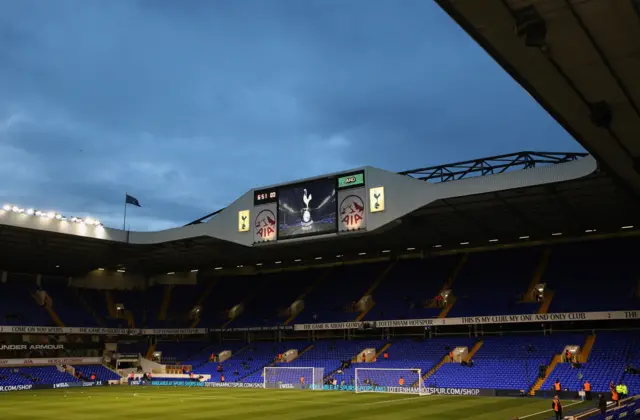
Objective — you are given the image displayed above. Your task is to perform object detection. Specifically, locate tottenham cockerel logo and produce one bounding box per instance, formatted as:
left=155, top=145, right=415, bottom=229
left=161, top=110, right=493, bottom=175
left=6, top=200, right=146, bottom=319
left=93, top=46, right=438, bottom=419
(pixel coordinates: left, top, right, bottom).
left=254, top=209, right=277, bottom=241
left=340, top=195, right=364, bottom=230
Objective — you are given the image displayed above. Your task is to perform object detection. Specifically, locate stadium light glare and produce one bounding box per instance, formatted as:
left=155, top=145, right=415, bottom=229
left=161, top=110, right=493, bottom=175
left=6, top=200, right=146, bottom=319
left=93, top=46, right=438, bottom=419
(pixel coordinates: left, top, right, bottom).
left=488, top=239, right=499, bottom=243
left=117, top=269, right=126, bottom=273
left=315, top=256, right=322, bottom=260
left=432, top=244, right=442, bottom=248
left=191, top=269, right=199, bottom=272
left=621, top=225, right=634, bottom=230
left=294, top=259, right=302, bottom=262
left=552, top=232, right=563, bottom=236
left=358, top=252, right=366, bottom=256
left=275, top=261, right=282, bottom=264
left=381, top=250, right=391, bottom=253
left=256, top=263, right=263, bottom=266
left=519, top=236, right=530, bottom=240
left=460, top=241, right=469, bottom=245
left=55, top=265, right=60, bottom=268
left=214, top=267, right=223, bottom=270
left=237, top=265, right=244, bottom=268
left=336, top=254, right=343, bottom=258
left=167, top=272, right=175, bottom=275
left=98, top=268, right=105, bottom=271
left=585, top=229, right=596, bottom=233
left=4, top=203, right=102, bottom=227
left=406, top=247, right=415, bottom=251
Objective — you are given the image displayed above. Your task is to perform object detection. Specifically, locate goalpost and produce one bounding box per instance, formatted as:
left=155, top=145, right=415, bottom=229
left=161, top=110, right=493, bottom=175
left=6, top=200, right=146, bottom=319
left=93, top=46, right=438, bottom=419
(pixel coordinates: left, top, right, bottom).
left=355, top=368, right=430, bottom=395
left=263, top=366, right=324, bottom=390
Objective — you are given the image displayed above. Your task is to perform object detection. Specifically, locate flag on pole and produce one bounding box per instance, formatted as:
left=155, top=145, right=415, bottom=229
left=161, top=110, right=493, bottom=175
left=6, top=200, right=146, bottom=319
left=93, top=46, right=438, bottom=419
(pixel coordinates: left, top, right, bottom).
left=125, top=194, right=141, bottom=207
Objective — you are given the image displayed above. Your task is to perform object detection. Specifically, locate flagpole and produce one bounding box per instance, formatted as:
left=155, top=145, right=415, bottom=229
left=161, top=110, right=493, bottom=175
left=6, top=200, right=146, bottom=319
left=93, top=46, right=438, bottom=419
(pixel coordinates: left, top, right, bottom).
left=123, top=192, right=128, bottom=231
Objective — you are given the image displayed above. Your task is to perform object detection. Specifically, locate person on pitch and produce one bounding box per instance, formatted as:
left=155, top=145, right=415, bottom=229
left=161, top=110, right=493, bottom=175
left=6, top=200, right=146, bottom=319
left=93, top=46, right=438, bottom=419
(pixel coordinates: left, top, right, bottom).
left=583, top=380, right=591, bottom=400
left=551, top=395, right=563, bottom=420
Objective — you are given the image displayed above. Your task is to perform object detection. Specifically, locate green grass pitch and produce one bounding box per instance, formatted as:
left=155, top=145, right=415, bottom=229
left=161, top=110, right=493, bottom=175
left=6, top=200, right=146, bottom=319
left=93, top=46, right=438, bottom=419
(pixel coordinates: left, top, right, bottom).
left=0, top=386, right=587, bottom=419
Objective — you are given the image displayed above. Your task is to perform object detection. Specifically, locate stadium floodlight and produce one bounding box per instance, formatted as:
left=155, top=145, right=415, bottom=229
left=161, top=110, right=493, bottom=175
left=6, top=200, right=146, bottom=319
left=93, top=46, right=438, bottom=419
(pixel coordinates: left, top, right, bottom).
left=167, top=272, right=175, bottom=275
left=433, top=244, right=442, bottom=248
left=585, top=229, right=596, bottom=233
left=263, top=366, right=324, bottom=390
left=214, top=267, right=223, bottom=270
left=460, top=241, right=469, bottom=245
left=2, top=204, right=11, bottom=211
left=381, top=250, right=390, bottom=253
left=552, top=232, right=563, bottom=236
left=488, top=239, right=499, bottom=243
left=315, top=256, right=322, bottom=260
left=621, top=225, right=634, bottom=230
left=406, top=247, right=415, bottom=251
left=519, top=235, right=530, bottom=239
left=117, top=269, right=126, bottom=273
left=355, top=368, right=428, bottom=395
left=294, top=259, right=302, bottom=262
left=358, top=252, right=367, bottom=256
left=336, top=254, right=343, bottom=258
left=191, top=269, right=199, bottom=272
left=26, top=208, right=35, bottom=215
left=275, top=261, right=282, bottom=264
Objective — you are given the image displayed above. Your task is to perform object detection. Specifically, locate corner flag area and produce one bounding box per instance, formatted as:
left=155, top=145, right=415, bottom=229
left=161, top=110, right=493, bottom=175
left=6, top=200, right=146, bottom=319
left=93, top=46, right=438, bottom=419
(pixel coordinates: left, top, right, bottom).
left=0, top=387, right=585, bottom=420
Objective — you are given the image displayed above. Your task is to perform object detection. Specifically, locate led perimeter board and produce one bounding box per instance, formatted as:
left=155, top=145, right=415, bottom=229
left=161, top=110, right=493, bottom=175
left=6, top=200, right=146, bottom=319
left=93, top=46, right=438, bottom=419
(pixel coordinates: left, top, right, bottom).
left=277, top=178, right=337, bottom=240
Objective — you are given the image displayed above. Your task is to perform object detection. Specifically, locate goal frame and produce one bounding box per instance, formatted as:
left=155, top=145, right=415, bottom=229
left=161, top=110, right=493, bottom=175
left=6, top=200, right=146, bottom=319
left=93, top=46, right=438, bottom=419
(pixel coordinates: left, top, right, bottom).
left=354, top=367, right=425, bottom=395
left=262, top=366, right=324, bottom=390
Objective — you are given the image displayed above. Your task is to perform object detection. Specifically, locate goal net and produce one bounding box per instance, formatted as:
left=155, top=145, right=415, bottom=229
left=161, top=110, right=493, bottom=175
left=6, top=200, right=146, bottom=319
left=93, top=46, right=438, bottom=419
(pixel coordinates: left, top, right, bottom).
left=263, top=366, right=324, bottom=390
left=355, top=368, right=429, bottom=395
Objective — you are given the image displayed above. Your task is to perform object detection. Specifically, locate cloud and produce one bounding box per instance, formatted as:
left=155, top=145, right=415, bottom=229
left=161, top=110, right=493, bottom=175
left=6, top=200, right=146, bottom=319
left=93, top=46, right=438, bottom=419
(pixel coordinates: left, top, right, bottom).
left=0, top=0, right=581, bottom=231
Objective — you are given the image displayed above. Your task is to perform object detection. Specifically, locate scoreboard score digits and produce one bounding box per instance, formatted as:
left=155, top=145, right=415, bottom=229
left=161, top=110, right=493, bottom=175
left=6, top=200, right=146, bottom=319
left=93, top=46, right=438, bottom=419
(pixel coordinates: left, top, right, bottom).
left=254, top=188, right=277, bottom=205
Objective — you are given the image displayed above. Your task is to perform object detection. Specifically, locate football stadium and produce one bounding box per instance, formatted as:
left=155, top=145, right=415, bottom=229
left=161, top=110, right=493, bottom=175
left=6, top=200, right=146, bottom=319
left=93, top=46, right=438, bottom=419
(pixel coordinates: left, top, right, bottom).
left=1, top=1, right=640, bottom=419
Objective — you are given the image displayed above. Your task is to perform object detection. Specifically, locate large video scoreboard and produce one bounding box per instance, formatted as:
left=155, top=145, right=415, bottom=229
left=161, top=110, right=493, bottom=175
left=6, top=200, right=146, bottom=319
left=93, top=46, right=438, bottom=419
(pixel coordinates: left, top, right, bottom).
left=249, top=170, right=369, bottom=243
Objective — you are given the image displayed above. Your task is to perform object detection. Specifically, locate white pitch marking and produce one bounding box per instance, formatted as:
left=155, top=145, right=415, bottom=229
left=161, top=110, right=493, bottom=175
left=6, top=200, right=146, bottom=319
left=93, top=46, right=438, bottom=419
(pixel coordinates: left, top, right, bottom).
left=520, top=401, right=584, bottom=419
left=362, top=395, right=429, bottom=406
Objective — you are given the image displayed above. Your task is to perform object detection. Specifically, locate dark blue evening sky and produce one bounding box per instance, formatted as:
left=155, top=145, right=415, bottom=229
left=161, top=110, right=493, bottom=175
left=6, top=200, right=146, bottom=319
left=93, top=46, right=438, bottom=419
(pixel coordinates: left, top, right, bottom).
left=0, top=0, right=583, bottom=231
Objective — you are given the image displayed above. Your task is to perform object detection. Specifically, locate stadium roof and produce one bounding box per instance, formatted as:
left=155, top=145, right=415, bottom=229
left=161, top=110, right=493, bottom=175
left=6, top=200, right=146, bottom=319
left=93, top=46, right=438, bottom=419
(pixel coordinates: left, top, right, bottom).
left=2, top=151, right=638, bottom=275
left=435, top=0, right=640, bottom=196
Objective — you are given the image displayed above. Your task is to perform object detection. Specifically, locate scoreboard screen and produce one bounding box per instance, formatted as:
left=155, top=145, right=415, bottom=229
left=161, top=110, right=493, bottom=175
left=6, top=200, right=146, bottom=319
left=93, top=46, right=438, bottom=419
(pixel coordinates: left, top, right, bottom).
left=277, top=178, right=337, bottom=239
left=254, top=188, right=277, bottom=206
